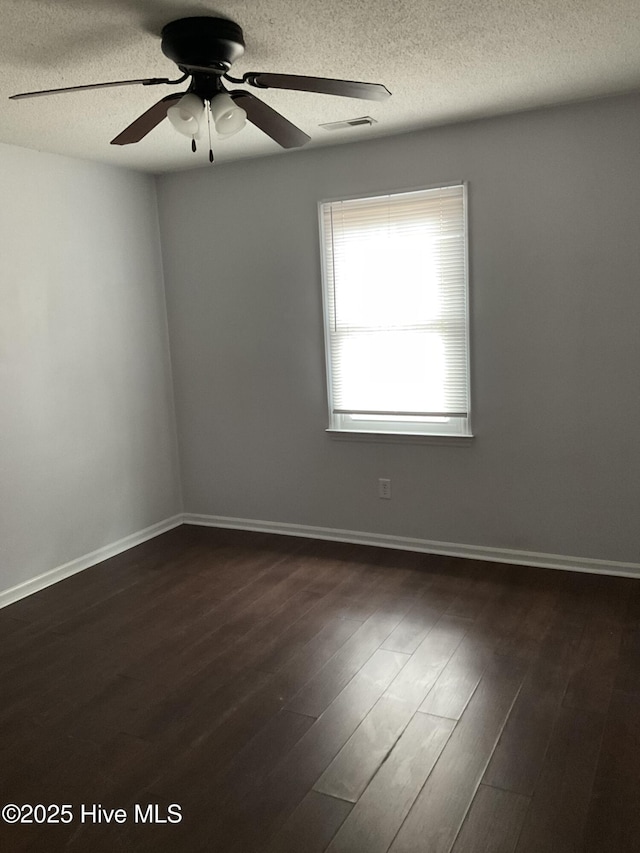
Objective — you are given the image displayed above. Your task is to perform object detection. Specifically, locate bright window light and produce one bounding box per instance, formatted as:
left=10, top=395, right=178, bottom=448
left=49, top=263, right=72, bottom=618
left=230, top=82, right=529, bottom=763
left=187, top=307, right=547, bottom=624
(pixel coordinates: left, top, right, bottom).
left=319, top=184, right=471, bottom=437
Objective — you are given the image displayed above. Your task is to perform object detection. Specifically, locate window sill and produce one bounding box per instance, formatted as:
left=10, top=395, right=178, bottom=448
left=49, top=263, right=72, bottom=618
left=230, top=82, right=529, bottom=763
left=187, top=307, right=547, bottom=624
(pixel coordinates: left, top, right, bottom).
left=325, top=429, right=475, bottom=446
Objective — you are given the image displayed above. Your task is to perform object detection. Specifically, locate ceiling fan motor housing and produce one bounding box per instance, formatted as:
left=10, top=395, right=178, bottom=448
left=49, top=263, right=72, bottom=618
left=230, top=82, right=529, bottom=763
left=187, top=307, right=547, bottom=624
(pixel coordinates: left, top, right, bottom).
left=161, top=17, right=245, bottom=74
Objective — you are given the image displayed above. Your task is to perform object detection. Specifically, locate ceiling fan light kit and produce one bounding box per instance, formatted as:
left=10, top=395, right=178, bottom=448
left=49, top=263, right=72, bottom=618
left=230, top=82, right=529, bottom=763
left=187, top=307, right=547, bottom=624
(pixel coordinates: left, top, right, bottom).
left=167, top=93, right=205, bottom=138
left=9, top=16, right=391, bottom=158
left=209, top=94, right=247, bottom=137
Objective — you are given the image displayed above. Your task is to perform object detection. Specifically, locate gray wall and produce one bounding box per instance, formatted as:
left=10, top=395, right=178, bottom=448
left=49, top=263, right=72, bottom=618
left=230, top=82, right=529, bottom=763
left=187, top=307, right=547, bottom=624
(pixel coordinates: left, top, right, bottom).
left=157, top=93, right=640, bottom=566
left=0, top=143, right=182, bottom=593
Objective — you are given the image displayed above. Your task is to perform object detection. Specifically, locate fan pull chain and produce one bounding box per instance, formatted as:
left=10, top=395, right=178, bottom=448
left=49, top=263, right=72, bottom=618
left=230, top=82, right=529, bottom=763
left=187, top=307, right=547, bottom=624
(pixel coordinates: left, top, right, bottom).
left=191, top=138, right=197, bottom=153
left=207, top=100, right=214, bottom=164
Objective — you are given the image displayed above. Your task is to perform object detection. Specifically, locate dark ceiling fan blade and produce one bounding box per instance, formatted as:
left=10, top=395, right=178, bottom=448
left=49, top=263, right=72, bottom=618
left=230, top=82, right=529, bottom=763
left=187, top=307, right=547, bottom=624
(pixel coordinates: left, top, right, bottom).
left=238, top=73, right=391, bottom=101
left=111, top=93, right=184, bottom=145
left=9, top=76, right=186, bottom=101
left=230, top=91, right=310, bottom=149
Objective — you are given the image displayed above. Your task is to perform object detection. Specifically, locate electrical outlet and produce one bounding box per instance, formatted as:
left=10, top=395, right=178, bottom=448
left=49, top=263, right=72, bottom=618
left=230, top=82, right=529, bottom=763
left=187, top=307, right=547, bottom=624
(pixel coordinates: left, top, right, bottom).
left=378, top=478, right=391, bottom=499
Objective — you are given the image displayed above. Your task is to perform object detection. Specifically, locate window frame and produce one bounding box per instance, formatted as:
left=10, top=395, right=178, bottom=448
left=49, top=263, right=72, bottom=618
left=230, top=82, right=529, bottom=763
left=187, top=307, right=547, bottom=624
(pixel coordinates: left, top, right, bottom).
left=318, top=181, right=473, bottom=442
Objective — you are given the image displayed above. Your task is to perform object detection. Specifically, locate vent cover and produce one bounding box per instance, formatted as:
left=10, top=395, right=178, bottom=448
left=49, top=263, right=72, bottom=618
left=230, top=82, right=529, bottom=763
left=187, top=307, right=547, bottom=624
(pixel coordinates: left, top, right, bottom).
left=319, top=116, right=377, bottom=131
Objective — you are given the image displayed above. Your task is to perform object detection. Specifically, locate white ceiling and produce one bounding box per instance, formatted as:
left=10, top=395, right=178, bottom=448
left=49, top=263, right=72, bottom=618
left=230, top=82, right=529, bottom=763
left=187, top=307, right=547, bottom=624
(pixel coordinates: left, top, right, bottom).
left=2, top=0, right=640, bottom=173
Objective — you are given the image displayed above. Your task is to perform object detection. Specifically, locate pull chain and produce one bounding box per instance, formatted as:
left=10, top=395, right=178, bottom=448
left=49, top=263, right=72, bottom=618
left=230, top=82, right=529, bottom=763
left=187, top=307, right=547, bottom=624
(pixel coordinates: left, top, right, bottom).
left=207, top=100, right=214, bottom=164
left=191, top=137, right=196, bottom=153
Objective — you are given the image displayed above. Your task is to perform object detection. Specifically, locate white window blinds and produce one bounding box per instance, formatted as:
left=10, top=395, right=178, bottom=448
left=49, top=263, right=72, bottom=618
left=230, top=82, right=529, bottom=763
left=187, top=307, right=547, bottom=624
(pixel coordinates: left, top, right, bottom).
left=320, top=184, right=470, bottom=434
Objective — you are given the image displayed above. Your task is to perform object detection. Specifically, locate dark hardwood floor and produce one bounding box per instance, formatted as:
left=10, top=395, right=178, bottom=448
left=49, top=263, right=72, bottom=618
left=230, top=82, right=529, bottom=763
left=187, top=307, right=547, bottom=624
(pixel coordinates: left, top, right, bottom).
left=1, top=525, right=639, bottom=852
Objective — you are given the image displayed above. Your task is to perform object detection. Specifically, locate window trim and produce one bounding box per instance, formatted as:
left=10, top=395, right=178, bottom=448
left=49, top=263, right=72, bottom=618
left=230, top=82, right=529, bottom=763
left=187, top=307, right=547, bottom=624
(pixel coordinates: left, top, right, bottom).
left=318, top=180, right=473, bottom=441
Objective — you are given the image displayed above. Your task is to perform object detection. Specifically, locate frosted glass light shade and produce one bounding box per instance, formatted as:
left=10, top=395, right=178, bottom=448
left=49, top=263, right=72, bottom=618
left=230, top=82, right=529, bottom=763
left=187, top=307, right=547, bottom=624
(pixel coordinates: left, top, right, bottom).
left=167, top=94, right=205, bottom=138
left=210, top=93, right=247, bottom=137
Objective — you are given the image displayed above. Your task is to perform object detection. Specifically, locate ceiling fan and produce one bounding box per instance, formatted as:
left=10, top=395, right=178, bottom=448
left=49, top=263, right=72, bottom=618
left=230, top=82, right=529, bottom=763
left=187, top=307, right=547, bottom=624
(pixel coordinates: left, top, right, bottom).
left=9, top=17, right=391, bottom=157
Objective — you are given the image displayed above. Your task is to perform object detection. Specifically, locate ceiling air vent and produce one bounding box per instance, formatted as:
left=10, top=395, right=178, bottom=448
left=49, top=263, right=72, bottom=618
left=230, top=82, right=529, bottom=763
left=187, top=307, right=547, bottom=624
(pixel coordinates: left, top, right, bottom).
left=319, top=116, right=377, bottom=131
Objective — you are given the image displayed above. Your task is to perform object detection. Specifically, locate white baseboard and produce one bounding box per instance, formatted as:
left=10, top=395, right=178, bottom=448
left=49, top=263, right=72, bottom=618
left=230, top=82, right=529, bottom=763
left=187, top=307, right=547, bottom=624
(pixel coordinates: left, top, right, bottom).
left=0, top=515, right=183, bottom=610
left=183, top=513, right=640, bottom=579
left=3, top=511, right=637, bottom=612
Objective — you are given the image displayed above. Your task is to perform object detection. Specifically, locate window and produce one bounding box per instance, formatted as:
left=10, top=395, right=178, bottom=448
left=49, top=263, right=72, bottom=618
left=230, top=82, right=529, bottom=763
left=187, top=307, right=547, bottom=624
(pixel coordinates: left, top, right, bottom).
left=319, top=183, right=471, bottom=439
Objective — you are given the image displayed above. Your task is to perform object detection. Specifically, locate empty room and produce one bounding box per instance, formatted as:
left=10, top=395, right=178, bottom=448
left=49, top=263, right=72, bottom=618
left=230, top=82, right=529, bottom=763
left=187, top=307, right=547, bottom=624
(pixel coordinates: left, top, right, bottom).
left=1, top=1, right=640, bottom=851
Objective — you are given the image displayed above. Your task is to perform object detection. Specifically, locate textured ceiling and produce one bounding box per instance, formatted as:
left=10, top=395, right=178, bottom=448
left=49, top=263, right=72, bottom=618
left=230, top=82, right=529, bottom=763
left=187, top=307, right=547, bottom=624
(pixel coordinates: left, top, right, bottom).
left=2, top=0, right=640, bottom=173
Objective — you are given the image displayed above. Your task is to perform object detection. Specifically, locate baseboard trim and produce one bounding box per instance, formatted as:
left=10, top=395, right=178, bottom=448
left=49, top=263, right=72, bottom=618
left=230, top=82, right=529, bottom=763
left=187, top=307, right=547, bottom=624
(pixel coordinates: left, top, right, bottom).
left=0, top=515, right=183, bottom=610
left=183, top=513, right=640, bottom=579
left=4, top=511, right=637, bottom=611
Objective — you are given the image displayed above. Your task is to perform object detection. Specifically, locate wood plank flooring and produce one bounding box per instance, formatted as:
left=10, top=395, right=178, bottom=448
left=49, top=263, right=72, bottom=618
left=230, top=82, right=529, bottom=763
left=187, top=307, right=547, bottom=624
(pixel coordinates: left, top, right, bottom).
left=1, top=525, right=639, bottom=852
